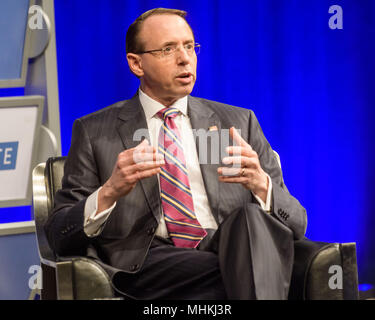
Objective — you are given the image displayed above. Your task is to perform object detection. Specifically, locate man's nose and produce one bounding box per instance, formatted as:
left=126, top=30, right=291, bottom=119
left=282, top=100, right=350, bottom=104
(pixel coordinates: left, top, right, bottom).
left=176, top=46, right=191, bottom=65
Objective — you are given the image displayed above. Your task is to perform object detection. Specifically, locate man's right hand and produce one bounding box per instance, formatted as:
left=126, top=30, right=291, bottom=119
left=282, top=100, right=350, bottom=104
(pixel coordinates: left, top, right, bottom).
left=97, top=139, right=164, bottom=214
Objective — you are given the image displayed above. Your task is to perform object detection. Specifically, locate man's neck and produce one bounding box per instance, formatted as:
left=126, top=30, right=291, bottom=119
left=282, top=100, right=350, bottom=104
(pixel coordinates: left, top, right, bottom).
left=139, top=87, right=183, bottom=107
left=139, top=88, right=188, bottom=120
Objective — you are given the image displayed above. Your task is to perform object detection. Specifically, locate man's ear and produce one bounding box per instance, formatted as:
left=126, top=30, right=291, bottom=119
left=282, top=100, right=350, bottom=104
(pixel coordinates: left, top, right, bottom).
left=127, top=53, right=144, bottom=77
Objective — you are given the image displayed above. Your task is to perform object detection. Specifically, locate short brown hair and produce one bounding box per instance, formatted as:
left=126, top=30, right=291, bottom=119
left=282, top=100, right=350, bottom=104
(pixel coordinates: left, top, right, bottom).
left=126, top=8, right=192, bottom=54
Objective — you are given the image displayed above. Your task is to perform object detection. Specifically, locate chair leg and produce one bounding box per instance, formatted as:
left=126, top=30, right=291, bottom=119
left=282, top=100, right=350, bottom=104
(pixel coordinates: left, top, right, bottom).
left=341, top=243, right=359, bottom=300
left=55, top=261, right=74, bottom=300
left=41, top=264, right=57, bottom=300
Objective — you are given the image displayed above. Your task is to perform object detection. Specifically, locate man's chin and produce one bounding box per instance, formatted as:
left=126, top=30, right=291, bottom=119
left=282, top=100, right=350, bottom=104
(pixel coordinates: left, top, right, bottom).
left=178, top=82, right=195, bottom=96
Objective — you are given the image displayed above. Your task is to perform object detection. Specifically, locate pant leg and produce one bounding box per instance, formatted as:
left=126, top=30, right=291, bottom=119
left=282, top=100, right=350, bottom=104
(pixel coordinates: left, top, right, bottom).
left=206, top=202, right=294, bottom=300
left=112, top=236, right=227, bottom=300
left=112, top=202, right=294, bottom=300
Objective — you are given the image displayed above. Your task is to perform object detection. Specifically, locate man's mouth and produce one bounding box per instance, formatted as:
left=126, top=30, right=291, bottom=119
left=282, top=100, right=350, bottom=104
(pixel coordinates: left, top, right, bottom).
left=176, top=72, right=194, bottom=84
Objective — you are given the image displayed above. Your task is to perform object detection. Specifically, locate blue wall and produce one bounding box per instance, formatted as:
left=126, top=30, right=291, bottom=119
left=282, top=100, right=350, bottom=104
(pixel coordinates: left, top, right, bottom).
left=1, top=0, right=374, bottom=287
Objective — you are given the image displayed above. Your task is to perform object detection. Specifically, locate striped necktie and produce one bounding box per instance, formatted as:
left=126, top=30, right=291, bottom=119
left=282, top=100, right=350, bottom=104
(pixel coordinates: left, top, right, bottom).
left=157, top=107, right=207, bottom=248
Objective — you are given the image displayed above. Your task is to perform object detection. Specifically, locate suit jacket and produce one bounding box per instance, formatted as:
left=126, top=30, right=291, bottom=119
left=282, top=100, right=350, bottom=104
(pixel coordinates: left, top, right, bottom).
left=45, top=93, right=307, bottom=277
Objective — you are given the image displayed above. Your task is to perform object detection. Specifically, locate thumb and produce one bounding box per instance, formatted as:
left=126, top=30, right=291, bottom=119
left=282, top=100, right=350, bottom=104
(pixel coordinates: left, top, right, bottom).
left=138, top=138, right=150, bottom=147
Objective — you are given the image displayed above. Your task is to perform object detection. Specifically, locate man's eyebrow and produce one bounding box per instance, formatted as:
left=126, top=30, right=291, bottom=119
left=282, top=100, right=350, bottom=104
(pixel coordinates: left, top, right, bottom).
left=160, top=39, right=194, bottom=47
left=161, top=41, right=178, bottom=47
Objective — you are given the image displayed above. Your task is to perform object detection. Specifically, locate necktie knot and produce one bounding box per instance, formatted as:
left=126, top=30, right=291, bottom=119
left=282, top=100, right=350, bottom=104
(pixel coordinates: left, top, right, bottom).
left=157, top=107, right=180, bottom=121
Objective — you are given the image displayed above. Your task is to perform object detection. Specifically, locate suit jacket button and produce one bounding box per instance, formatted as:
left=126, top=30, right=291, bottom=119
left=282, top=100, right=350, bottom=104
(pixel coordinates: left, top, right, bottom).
left=147, top=227, right=156, bottom=235
left=130, top=264, right=140, bottom=271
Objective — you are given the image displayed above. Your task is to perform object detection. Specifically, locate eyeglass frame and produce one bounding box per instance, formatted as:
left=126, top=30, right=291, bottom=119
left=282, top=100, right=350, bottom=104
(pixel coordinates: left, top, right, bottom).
left=135, top=42, right=201, bottom=57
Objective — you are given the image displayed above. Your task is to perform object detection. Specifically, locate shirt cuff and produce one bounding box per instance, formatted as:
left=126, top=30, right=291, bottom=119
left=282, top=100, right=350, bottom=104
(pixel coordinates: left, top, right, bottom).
left=252, top=174, right=272, bottom=213
left=83, top=187, right=116, bottom=237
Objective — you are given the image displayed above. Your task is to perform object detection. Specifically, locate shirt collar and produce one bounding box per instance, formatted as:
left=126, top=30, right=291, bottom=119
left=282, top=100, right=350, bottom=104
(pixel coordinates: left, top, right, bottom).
left=138, top=88, right=188, bottom=120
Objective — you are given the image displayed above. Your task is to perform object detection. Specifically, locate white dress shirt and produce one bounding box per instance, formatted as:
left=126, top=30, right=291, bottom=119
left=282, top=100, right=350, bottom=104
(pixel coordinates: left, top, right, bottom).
left=83, top=89, right=272, bottom=237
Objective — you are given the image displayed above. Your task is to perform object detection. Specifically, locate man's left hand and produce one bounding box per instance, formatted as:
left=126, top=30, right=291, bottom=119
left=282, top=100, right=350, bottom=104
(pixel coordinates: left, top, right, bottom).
left=218, top=127, right=269, bottom=203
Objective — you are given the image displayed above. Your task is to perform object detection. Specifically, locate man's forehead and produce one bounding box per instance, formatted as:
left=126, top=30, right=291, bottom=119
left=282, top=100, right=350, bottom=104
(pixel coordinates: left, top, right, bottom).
left=139, top=14, right=194, bottom=45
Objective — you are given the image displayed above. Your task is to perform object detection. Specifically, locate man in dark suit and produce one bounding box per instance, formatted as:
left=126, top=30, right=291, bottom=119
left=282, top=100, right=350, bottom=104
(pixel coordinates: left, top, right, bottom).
left=46, top=8, right=307, bottom=299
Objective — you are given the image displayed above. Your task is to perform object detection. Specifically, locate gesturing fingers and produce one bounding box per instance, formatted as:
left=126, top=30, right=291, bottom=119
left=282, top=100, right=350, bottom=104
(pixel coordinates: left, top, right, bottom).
left=118, top=139, right=160, bottom=166
left=224, top=127, right=258, bottom=169
left=132, top=140, right=165, bottom=179
left=125, top=164, right=164, bottom=184
left=132, top=139, right=162, bottom=163
left=222, top=155, right=259, bottom=169
left=104, top=140, right=165, bottom=201
left=128, top=154, right=164, bottom=182
left=230, top=127, right=251, bottom=149
left=225, top=146, right=258, bottom=158
left=219, top=128, right=258, bottom=177
left=116, top=140, right=165, bottom=182
left=218, top=127, right=267, bottom=195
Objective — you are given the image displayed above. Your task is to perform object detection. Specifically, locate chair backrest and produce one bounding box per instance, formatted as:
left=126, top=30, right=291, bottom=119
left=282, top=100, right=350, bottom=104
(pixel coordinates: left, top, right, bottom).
left=45, top=157, right=67, bottom=213
left=32, top=156, right=67, bottom=263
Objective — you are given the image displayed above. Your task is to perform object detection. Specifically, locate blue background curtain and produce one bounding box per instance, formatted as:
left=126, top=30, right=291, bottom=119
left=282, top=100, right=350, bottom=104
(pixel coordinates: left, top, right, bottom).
left=1, top=0, right=374, bottom=287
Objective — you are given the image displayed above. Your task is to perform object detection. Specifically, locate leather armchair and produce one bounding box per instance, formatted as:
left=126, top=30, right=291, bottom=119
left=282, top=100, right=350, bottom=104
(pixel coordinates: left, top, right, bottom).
left=32, top=156, right=359, bottom=300
left=32, top=157, right=115, bottom=300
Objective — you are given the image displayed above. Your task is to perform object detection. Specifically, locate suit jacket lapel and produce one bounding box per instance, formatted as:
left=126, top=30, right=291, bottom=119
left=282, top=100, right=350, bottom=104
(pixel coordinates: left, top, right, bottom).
left=116, top=94, right=161, bottom=222
left=188, top=96, right=222, bottom=224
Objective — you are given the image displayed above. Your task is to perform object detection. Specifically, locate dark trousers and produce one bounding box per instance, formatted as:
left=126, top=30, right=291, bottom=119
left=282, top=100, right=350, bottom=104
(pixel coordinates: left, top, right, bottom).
left=112, top=203, right=293, bottom=300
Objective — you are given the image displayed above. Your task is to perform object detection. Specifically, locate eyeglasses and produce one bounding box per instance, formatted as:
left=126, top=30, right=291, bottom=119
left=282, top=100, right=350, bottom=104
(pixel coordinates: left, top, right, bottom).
left=136, top=43, right=201, bottom=58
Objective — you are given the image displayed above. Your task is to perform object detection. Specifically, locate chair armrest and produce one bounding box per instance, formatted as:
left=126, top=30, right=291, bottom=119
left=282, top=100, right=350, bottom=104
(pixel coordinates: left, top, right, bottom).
left=41, top=256, right=115, bottom=300
left=289, top=238, right=359, bottom=300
